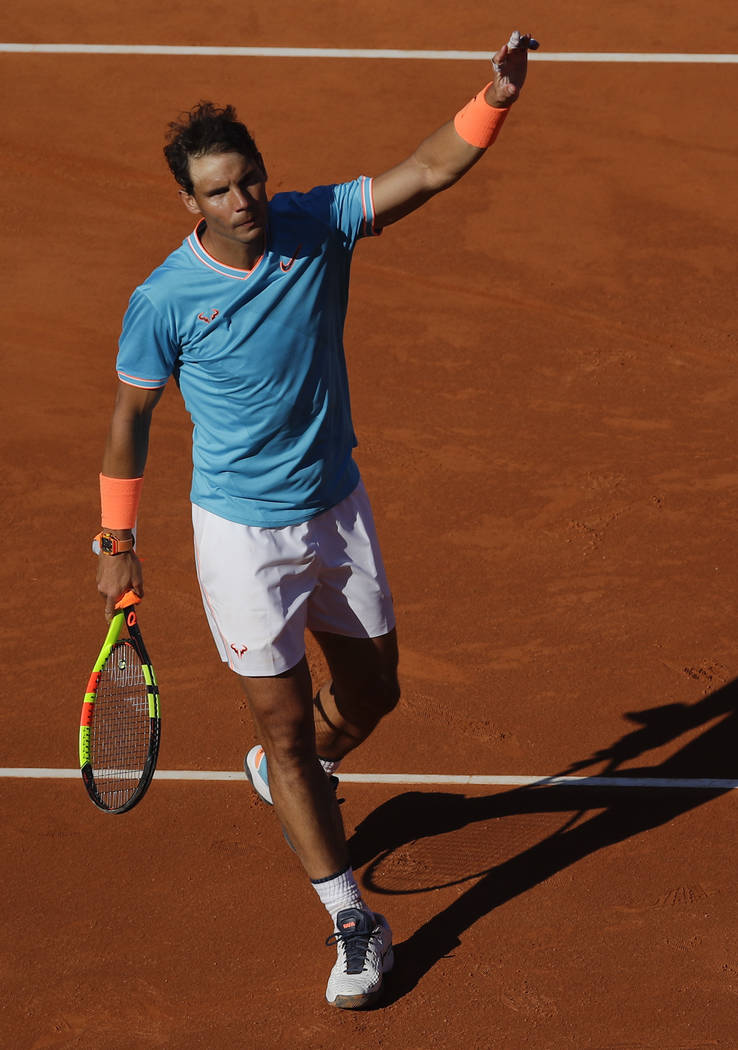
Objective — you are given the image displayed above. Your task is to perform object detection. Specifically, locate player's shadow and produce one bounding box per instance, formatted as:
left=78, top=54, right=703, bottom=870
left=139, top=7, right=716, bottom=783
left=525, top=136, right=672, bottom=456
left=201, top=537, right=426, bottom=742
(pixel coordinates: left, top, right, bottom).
left=346, top=678, right=738, bottom=1005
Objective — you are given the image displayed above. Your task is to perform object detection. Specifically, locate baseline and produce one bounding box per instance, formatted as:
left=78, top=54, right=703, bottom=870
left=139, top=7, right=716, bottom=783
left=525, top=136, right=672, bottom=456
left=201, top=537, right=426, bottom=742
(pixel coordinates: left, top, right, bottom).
left=1, top=43, right=737, bottom=62
left=2, top=768, right=737, bottom=790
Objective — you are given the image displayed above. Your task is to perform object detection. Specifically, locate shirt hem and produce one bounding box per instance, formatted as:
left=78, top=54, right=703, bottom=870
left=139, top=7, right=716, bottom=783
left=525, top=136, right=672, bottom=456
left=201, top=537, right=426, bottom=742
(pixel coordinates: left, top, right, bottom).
left=190, top=476, right=361, bottom=529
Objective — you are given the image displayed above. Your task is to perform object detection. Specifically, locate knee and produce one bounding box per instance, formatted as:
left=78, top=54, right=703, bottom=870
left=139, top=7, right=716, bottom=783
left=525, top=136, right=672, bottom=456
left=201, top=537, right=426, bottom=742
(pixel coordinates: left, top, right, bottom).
left=261, top=731, right=318, bottom=784
left=251, top=706, right=315, bottom=769
left=375, top=672, right=401, bottom=717
left=348, top=669, right=400, bottom=721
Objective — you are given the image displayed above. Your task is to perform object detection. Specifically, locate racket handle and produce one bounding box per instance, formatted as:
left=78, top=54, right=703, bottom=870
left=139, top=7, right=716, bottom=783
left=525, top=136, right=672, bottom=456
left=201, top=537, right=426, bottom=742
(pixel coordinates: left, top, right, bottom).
left=114, top=589, right=141, bottom=610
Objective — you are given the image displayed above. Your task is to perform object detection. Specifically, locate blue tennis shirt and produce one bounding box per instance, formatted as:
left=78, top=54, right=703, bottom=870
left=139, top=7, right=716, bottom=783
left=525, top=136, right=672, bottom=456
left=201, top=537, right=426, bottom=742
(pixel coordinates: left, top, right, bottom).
left=116, top=176, right=380, bottom=527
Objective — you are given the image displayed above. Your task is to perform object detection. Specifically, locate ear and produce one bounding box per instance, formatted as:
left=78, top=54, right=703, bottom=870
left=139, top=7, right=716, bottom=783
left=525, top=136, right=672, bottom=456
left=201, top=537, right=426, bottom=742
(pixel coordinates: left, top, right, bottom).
left=179, top=189, right=202, bottom=216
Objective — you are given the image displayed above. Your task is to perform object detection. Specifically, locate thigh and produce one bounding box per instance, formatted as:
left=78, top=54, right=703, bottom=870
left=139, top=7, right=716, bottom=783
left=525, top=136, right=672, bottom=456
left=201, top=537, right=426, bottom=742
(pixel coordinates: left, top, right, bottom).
left=192, top=503, right=315, bottom=677
left=306, top=480, right=395, bottom=639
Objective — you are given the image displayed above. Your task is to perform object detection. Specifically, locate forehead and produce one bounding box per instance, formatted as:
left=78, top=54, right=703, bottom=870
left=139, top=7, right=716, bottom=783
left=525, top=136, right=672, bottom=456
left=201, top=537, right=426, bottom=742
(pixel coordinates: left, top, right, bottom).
left=188, top=149, right=261, bottom=189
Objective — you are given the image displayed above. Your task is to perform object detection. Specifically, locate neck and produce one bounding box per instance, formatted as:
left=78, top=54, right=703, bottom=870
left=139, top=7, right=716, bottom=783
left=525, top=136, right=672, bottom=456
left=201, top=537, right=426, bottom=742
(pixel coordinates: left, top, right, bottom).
left=199, top=224, right=266, bottom=272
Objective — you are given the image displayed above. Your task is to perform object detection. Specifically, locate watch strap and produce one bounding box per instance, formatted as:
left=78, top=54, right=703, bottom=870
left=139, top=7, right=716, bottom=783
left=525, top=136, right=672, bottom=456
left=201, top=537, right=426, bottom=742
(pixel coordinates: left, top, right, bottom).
left=95, top=531, right=135, bottom=556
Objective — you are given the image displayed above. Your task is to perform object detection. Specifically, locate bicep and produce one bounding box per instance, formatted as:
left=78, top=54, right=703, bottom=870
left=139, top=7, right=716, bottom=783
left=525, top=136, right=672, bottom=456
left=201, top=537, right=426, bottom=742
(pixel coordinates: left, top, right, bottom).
left=371, top=120, right=482, bottom=229
left=371, top=157, right=439, bottom=229
left=110, top=380, right=165, bottom=433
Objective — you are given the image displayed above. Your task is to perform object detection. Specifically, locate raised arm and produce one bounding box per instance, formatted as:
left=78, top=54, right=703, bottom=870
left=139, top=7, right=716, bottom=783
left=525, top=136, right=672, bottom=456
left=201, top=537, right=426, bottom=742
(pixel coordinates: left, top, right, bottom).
left=372, top=30, right=536, bottom=228
left=96, top=381, right=164, bottom=619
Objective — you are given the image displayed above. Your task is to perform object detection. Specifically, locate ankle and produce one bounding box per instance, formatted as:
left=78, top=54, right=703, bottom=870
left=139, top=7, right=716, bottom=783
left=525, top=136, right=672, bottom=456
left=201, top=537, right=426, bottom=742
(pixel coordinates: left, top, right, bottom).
left=311, top=864, right=366, bottom=926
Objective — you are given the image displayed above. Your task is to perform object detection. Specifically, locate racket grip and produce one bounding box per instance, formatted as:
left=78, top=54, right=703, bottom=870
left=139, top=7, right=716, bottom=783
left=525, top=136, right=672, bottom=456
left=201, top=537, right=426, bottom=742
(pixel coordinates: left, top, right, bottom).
left=114, top=590, right=141, bottom=610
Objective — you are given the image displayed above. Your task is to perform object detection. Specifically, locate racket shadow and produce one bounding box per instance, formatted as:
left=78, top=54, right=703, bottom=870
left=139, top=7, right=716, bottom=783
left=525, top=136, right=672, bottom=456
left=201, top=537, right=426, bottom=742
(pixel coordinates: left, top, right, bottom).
left=346, top=677, right=738, bottom=1006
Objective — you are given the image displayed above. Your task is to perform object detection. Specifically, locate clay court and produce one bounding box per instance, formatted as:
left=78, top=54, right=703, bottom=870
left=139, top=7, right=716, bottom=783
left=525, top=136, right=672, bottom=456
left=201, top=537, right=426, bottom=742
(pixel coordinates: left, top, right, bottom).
left=2, top=3, right=738, bottom=1047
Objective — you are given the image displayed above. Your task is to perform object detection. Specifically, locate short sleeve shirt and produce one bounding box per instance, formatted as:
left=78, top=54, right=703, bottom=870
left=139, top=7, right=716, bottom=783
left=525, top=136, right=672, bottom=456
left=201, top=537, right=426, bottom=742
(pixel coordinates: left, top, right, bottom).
left=116, top=176, right=380, bottom=527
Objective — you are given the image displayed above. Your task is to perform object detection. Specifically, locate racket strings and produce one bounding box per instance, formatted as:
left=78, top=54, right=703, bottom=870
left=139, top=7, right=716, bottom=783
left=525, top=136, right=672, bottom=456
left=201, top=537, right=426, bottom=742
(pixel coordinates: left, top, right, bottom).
left=90, top=640, right=152, bottom=809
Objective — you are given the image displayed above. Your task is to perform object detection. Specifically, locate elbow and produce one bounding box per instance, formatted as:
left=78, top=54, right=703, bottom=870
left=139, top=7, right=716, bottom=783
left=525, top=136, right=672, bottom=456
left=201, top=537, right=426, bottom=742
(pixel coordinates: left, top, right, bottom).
left=419, top=159, right=468, bottom=196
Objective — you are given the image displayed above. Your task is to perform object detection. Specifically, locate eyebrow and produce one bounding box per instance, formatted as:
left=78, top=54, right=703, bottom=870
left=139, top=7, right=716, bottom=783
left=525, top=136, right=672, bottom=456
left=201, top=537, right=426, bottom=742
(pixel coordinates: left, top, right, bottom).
left=201, top=167, right=260, bottom=197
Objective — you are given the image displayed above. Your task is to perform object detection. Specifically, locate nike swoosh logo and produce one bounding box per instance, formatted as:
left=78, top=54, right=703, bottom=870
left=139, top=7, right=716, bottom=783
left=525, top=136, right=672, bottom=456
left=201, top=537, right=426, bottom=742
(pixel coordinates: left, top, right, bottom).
left=280, top=244, right=302, bottom=273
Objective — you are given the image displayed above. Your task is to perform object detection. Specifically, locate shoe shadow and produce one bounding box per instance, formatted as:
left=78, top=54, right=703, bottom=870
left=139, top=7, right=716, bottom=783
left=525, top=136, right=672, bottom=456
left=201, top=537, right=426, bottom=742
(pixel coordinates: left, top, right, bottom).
left=346, top=678, right=738, bottom=1005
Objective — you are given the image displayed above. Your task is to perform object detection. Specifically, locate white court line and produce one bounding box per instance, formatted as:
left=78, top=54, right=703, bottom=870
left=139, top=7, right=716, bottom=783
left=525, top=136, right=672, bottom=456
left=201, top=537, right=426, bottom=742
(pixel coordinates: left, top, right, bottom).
left=0, top=44, right=737, bottom=62
left=2, top=768, right=737, bottom=790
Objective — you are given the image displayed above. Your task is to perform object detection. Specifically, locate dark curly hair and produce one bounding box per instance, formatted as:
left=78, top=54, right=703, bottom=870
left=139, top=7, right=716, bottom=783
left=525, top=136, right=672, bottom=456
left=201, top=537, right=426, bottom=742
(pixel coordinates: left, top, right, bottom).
left=163, top=101, right=263, bottom=194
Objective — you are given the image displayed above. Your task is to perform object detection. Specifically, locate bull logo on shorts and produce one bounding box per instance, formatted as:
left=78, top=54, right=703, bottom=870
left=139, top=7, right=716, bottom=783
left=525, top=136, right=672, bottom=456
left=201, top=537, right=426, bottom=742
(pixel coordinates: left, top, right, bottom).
left=230, top=643, right=248, bottom=658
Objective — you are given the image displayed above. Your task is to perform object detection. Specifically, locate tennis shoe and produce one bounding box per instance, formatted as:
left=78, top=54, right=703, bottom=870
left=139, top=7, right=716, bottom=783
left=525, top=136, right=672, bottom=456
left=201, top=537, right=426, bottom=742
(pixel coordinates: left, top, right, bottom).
left=244, top=745, right=340, bottom=806
left=325, top=907, right=394, bottom=1009
left=244, top=745, right=273, bottom=804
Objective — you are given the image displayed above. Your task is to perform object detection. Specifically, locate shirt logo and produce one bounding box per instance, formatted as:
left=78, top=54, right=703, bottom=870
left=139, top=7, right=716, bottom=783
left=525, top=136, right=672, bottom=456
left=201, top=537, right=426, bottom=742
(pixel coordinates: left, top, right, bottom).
left=280, top=245, right=302, bottom=273
left=198, top=309, right=220, bottom=323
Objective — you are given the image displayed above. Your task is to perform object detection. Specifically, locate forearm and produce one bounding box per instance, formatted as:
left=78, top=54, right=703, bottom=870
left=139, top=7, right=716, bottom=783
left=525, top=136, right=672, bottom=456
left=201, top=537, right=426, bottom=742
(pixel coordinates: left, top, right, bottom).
left=409, top=119, right=488, bottom=195
left=417, top=74, right=516, bottom=186
left=372, top=30, right=535, bottom=228
left=372, top=106, right=507, bottom=226
left=96, top=384, right=161, bottom=615
left=98, top=383, right=162, bottom=543
left=99, top=411, right=150, bottom=546
left=102, top=402, right=153, bottom=480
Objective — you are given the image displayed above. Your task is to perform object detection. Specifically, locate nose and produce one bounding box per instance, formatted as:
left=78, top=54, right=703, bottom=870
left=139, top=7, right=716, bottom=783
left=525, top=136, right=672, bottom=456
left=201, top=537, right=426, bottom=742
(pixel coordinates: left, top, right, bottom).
left=232, top=185, right=252, bottom=210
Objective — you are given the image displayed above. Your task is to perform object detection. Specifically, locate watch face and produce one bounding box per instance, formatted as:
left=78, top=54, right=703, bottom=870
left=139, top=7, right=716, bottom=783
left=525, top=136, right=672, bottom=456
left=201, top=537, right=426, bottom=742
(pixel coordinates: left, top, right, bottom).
left=101, top=535, right=115, bottom=554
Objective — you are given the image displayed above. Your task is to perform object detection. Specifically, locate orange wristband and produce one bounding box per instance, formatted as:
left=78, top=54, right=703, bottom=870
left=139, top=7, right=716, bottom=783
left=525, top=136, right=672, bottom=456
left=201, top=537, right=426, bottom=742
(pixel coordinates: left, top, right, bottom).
left=100, top=473, right=143, bottom=529
left=453, top=83, right=509, bottom=149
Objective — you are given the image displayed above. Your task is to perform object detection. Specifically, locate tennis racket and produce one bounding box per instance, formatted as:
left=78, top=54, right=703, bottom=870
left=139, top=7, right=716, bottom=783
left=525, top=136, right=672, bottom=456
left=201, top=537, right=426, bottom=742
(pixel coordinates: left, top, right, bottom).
left=80, top=590, right=160, bottom=814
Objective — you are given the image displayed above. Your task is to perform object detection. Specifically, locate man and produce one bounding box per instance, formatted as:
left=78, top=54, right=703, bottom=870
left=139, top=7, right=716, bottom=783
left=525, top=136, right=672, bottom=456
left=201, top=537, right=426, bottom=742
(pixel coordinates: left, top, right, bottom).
left=95, top=30, right=535, bottom=1008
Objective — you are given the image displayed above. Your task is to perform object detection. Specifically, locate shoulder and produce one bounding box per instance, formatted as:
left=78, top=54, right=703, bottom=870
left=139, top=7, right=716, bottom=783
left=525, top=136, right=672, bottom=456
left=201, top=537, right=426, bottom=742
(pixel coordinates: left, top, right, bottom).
left=133, top=236, right=196, bottom=304
left=270, top=179, right=367, bottom=221
left=270, top=179, right=375, bottom=244
left=270, top=186, right=332, bottom=228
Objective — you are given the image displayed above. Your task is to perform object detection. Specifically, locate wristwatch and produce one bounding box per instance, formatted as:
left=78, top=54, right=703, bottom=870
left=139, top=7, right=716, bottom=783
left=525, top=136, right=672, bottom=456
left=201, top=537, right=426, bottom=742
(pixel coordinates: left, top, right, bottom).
left=95, top=531, right=135, bottom=556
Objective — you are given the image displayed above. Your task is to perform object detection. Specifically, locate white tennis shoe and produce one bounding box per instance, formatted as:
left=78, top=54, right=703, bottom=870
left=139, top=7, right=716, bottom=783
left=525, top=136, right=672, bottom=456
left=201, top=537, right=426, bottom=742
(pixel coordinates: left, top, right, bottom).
left=325, top=907, right=394, bottom=1009
left=244, top=745, right=273, bottom=804
left=244, top=744, right=340, bottom=807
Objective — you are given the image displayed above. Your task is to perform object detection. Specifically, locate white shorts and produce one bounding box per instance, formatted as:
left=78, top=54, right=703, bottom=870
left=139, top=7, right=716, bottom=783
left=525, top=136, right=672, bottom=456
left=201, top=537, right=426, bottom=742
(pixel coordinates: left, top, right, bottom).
left=192, top=480, right=396, bottom=676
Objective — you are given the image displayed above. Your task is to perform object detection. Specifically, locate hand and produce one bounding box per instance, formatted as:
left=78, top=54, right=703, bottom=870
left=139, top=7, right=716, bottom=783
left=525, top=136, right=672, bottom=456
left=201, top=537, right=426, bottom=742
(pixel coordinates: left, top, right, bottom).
left=96, top=550, right=144, bottom=622
left=487, top=30, right=538, bottom=108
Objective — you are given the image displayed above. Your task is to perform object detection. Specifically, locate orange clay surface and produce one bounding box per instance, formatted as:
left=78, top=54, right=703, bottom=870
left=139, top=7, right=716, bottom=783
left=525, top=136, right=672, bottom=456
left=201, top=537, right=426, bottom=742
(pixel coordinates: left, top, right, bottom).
left=2, top=3, right=738, bottom=1047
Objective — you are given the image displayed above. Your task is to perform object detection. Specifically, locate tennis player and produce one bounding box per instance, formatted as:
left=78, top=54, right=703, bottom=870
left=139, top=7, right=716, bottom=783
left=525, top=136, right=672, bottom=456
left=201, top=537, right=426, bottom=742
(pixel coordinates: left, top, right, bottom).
left=95, top=30, right=535, bottom=1008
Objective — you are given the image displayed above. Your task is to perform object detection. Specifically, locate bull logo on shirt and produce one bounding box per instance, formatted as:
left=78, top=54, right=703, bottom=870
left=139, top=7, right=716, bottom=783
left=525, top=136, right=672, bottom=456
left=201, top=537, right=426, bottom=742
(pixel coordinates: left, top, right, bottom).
left=197, top=309, right=220, bottom=324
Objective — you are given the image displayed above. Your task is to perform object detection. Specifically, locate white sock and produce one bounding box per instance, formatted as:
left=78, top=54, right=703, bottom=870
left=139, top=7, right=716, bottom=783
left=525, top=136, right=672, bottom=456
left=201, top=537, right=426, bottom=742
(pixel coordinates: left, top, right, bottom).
left=318, top=755, right=342, bottom=776
left=311, top=865, right=366, bottom=927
